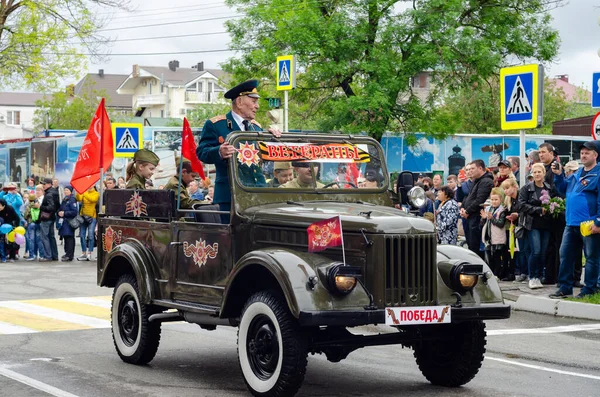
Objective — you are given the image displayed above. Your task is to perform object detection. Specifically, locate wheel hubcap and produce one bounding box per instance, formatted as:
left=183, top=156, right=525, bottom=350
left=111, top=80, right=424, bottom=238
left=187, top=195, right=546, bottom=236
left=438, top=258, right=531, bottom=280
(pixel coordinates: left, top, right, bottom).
left=118, top=292, right=139, bottom=347
left=247, top=314, right=279, bottom=380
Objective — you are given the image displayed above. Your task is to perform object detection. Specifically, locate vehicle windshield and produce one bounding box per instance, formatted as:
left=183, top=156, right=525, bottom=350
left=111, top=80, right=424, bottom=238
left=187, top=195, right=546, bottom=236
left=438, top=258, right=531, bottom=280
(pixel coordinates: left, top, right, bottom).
left=231, top=134, right=388, bottom=192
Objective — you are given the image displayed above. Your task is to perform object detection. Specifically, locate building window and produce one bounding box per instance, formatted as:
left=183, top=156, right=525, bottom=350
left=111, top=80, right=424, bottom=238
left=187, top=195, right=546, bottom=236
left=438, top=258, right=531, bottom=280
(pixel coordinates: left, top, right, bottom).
left=412, top=73, right=429, bottom=89
left=186, top=83, right=197, bottom=92
left=7, top=111, right=20, bottom=125
left=208, top=82, right=213, bottom=92
left=160, top=110, right=164, bottom=118
left=198, top=82, right=203, bottom=92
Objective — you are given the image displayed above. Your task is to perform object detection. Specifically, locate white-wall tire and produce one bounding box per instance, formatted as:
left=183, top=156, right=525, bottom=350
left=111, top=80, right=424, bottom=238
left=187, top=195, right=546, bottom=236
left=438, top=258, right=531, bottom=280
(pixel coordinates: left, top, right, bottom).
left=238, top=291, right=308, bottom=397
left=111, top=274, right=161, bottom=365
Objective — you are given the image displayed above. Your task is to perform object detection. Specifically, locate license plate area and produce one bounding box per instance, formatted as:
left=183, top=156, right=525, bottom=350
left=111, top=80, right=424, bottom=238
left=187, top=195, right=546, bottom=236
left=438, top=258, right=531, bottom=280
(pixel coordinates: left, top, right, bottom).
left=385, top=305, right=451, bottom=325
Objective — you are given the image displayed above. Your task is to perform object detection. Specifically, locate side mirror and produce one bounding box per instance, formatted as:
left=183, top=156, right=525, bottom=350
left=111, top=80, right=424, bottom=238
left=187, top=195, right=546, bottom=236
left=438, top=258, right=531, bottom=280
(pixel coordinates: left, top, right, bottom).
left=396, top=171, right=415, bottom=205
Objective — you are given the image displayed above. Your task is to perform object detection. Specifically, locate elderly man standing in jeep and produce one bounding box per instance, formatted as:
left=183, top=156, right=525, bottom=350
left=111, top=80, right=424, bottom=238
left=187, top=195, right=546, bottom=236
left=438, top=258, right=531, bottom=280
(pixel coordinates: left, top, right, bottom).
left=197, top=80, right=281, bottom=223
left=459, top=159, right=494, bottom=258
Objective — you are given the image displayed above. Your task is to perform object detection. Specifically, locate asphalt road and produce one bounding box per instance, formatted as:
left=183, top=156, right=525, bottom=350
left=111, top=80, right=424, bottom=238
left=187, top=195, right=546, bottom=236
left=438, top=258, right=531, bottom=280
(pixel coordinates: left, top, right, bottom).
left=0, top=255, right=599, bottom=397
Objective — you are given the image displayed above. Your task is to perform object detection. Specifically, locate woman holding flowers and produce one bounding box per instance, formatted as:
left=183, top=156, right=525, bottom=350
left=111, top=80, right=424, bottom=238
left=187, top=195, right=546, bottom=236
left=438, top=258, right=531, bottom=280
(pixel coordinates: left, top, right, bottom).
left=517, top=163, right=559, bottom=289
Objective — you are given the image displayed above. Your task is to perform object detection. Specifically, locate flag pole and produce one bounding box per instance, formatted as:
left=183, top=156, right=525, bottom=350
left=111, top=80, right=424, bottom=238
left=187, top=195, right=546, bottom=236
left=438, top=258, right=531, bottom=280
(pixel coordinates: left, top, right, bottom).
left=339, top=215, right=346, bottom=266
left=99, top=98, right=105, bottom=214
left=176, top=119, right=185, bottom=211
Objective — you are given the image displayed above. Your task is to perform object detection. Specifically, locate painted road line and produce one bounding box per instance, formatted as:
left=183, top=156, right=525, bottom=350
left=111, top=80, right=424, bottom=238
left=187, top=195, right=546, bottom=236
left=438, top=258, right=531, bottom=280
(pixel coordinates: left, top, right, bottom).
left=488, top=323, right=600, bottom=336
left=0, top=308, right=91, bottom=332
left=0, top=302, right=110, bottom=328
left=22, top=299, right=110, bottom=319
left=0, top=321, right=38, bottom=335
left=60, top=297, right=111, bottom=309
left=487, top=356, right=600, bottom=381
left=0, top=366, right=80, bottom=397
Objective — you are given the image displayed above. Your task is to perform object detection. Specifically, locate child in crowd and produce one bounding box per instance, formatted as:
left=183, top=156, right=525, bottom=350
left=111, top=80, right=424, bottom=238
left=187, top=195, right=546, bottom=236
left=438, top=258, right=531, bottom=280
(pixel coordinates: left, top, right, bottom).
left=481, top=187, right=508, bottom=278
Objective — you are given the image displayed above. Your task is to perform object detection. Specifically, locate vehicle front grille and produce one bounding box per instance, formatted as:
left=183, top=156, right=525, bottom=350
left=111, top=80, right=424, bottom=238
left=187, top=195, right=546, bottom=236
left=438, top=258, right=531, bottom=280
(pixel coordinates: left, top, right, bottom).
left=384, top=234, right=437, bottom=306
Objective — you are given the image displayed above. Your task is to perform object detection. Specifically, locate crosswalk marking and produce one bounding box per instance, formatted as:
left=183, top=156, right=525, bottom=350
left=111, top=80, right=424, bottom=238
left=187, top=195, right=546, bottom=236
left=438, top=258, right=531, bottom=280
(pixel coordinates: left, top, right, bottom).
left=0, top=297, right=112, bottom=334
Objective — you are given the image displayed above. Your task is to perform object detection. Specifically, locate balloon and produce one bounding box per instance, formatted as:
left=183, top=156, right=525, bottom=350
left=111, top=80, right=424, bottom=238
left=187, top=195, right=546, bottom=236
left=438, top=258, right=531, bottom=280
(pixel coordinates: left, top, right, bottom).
left=14, top=233, right=25, bottom=245
left=14, top=226, right=26, bottom=236
left=0, top=224, right=12, bottom=234
left=7, top=231, right=15, bottom=243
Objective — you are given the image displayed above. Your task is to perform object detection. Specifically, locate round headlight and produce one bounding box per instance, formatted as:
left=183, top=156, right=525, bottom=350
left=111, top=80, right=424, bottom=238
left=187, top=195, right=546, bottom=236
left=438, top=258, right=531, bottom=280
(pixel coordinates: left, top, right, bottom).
left=450, top=264, right=479, bottom=293
left=408, top=186, right=426, bottom=208
left=326, top=264, right=360, bottom=295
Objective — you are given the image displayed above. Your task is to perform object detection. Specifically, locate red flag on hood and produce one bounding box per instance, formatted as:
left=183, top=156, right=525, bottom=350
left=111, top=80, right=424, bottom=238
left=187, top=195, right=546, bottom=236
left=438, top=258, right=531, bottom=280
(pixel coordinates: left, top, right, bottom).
left=71, top=98, right=114, bottom=194
left=181, top=117, right=205, bottom=179
left=307, top=216, right=343, bottom=253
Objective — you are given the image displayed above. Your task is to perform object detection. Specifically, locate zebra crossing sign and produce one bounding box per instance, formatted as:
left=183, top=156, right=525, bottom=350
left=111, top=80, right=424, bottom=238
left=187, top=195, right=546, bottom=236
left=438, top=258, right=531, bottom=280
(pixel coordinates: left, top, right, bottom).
left=500, top=64, right=544, bottom=130
left=276, top=55, right=296, bottom=91
left=112, top=123, right=143, bottom=158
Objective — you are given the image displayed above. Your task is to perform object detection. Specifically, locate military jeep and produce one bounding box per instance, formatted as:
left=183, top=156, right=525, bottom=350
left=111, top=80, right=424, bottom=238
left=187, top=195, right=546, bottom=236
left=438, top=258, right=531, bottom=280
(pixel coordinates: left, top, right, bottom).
left=97, top=132, right=510, bottom=397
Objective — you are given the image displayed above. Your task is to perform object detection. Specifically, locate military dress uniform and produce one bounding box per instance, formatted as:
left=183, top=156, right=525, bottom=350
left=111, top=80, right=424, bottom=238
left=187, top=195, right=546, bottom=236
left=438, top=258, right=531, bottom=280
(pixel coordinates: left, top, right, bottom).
left=126, top=149, right=160, bottom=189
left=197, top=80, right=267, bottom=219
left=280, top=178, right=324, bottom=189
left=163, top=176, right=202, bottom=209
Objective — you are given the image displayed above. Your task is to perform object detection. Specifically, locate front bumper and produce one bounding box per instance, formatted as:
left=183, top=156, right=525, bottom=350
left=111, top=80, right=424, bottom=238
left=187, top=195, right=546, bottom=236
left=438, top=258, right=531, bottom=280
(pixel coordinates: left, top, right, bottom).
left=298, top=304, right=511, bottom=327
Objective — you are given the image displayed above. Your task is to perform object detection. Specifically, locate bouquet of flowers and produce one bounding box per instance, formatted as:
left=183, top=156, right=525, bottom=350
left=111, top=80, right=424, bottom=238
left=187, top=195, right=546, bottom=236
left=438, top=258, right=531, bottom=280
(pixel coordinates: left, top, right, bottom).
left=540, top=190, right=565, bottom=218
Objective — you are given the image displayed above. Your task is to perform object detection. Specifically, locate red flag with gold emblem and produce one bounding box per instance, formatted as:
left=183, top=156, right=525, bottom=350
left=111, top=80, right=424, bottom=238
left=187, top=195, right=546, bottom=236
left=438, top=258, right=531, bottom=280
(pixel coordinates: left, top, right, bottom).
left=307, top=216, right=343, bottom=253
left=181, top=117, right=205, bottom=178
left=71, top=98, right=114, bottom=194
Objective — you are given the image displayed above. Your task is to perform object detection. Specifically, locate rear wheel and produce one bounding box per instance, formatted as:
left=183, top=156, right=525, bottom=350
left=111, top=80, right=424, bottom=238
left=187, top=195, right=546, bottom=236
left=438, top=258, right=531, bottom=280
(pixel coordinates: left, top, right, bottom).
left=238, top=291, right=308, bottom=397
left=413, top=321, right=486, bottom=387
left=111, top=274, right=161, bottom=364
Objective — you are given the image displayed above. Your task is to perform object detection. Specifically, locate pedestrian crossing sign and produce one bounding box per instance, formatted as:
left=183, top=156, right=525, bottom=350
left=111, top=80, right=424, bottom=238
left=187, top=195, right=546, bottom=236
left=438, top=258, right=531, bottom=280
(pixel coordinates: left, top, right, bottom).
left=112, top=123, right=143, bottom=158
left=500, top=64, right=544, bottom=130
left=276, top=55, right=296, bottom=91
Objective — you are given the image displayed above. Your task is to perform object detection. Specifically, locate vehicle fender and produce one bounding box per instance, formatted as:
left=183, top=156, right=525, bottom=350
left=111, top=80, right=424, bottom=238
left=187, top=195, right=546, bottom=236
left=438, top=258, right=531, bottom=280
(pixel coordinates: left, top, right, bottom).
left=221, top=248, right=371, bottom=319
left=98, top=238, right=157, bottom=304
left=436, top=244, right=504, bottom=305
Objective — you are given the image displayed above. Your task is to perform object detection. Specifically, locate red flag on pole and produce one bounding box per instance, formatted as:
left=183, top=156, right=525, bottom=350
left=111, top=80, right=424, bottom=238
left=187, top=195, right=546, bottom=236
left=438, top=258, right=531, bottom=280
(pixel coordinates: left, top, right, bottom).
left=181, top=117, right=205, bottom=179
left=307, top=216, right=343, bottom=253
left=345, top=163, right=360, bottom=187
left=71, top=98, right=114, bottom=194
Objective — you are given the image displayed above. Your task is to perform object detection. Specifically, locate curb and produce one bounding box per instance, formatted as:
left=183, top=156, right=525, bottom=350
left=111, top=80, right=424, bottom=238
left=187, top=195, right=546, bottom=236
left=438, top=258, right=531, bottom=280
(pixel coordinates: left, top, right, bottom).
left=513, top=295, right=600, bottom=321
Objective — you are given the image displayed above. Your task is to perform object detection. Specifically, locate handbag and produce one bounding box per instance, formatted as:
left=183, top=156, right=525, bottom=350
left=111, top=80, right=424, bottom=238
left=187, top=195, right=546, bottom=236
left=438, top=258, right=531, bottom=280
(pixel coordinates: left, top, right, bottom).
left=39, top=210, right=52, bottom=221
left=514, top=225, right=525, bottom=239
left=68, top=215, right=84, bottom=230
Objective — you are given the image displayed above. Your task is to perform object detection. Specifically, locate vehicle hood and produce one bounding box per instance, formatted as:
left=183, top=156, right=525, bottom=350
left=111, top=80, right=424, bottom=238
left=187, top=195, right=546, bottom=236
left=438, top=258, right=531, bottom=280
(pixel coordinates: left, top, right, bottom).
left=243, top=201, right=435, bottom=234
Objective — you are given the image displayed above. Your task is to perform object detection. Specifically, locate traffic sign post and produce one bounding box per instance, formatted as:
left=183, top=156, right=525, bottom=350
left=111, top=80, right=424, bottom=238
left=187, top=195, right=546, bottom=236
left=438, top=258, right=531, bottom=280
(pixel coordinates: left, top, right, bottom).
left=500, top=64, right=544, bottom=187
left=592, top=112, right=600, bottom=140
left=276, top=55, right=296, bottom=132
left=112, top=123, right=143, bottom=158
left=592, top=72, right=600, bottom=108
left=500, top=64, right=544, bottom=131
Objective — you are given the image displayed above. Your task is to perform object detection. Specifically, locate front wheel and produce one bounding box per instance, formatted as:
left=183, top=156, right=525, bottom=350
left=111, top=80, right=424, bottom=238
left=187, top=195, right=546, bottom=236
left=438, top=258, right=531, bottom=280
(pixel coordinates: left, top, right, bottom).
left=413, top=321, right=486, bottom=387
left=111, top=274, right=161, bottom=365
left=238, top=291, right=308, bottom=397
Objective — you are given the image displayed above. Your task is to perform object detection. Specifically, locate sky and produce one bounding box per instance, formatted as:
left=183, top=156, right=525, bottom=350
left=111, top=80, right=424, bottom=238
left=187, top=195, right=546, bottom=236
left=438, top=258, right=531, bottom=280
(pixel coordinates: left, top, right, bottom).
left=82, top=0, right=599, bottom=89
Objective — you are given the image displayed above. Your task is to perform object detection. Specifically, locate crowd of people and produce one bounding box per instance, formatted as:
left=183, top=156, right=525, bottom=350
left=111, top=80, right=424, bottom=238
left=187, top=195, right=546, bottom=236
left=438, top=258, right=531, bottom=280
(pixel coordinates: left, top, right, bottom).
left=0, top=164, right=215, bottom=263
left=422, top=141, right=600, bottom=299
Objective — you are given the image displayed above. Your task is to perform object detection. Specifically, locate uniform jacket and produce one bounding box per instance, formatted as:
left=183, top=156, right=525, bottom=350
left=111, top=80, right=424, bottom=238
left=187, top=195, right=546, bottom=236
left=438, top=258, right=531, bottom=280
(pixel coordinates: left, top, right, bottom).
left=164, top=176, right=202, bottom=210
left=462, top=172, right=494, bottom=216
left=76, top=189, right=100, bottom=218
left=58, top=195, right=78, bottom=237
left=280, top=178, right=324, bottom=189
left=554, top=164, right=600, bottom=227
left=197, top=111, right=264, bottom=205
left=126, top=174, right=146, bottom=190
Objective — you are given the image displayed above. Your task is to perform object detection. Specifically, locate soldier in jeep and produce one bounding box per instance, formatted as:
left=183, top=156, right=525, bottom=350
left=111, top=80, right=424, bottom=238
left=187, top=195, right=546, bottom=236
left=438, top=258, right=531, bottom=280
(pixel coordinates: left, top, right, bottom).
left=280, top=161, right=324, bottom=188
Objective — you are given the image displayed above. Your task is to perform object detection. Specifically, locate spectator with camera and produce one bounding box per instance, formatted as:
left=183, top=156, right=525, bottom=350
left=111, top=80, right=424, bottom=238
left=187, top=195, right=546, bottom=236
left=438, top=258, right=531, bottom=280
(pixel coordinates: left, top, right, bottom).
left=550, top=141, right=600, bottom=299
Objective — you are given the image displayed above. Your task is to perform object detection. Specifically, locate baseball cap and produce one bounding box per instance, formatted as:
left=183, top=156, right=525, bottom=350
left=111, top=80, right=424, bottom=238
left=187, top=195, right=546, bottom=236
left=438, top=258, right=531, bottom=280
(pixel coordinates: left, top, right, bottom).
left=497, top=159, right=511, bottom=168
left=579, top=141, right=599, bottom=153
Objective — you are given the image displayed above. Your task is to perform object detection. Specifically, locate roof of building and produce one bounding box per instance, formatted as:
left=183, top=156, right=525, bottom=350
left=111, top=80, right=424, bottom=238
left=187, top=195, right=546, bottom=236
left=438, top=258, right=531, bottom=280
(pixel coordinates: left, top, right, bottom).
left=551, top=77, right=591, bottom=103
left=74, top=72, right=131, bottom=109
left=137, top=66, right=228, bottom=86
left=0, top=92, right=47, bottom=107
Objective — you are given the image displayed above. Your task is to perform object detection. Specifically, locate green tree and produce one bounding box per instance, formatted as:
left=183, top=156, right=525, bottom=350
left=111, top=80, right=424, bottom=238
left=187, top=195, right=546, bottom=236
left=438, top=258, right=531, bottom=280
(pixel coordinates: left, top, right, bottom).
left=0, top=0, right=128, bottom=91
left=223, top=0, right=563, bottom=140
left=32, top=80, right=110, bottom=132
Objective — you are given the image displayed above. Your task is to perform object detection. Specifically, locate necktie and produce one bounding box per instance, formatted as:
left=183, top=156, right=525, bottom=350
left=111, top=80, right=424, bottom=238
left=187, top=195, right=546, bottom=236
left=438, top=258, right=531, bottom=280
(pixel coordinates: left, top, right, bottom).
left=242, top=120, right=250, bottom=131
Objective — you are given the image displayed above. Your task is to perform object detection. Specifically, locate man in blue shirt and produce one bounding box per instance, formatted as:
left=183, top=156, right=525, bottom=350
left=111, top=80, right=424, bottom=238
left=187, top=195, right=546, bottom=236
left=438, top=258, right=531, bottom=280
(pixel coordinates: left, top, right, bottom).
left=550, top=141, right=600, bottom=299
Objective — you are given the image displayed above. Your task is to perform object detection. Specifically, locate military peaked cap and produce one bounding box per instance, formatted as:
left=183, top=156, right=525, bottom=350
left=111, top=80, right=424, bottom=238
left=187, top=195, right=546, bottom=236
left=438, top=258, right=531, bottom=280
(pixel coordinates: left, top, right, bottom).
left=224, top=79, right=260, bottom=100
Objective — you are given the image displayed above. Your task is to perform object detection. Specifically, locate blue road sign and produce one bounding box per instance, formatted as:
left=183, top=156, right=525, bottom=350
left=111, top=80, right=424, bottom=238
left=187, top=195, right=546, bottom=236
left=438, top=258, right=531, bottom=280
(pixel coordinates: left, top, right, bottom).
left=592, top=72, right=600, bottom=108
left=276, top=55, right=295, bottom=91
left=504, top=72, right=533, bottom=122
left=112, top=123, right=143, bottom=158
left=500, top=64, right=543, bottom=130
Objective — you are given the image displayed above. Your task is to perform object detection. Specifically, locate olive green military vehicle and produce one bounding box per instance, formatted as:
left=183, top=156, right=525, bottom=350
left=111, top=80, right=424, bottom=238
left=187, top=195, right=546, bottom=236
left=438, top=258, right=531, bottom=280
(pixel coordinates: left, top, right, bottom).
left=98, top=132, right=510, bottom=397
